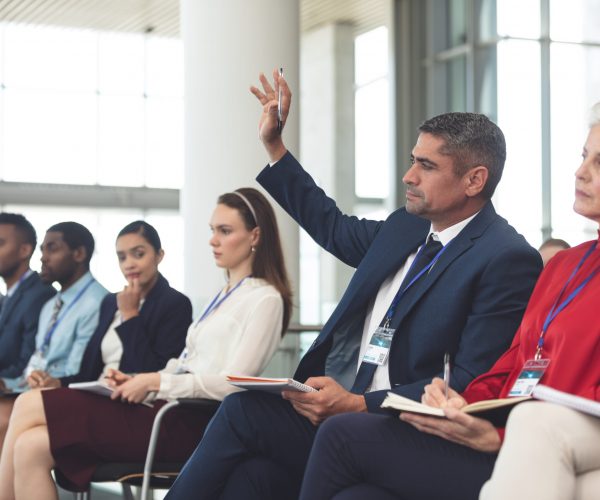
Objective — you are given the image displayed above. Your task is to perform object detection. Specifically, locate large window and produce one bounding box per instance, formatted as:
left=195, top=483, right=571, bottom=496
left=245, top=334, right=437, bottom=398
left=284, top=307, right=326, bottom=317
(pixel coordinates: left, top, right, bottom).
left=415, top=0, right=600, bottom=249
left=0, top=23, right=184, bottom=295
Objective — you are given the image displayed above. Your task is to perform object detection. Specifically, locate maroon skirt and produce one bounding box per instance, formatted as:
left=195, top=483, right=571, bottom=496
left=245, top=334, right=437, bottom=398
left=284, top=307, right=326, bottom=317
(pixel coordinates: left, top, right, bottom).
left=42, top=388, right=217, bottom=491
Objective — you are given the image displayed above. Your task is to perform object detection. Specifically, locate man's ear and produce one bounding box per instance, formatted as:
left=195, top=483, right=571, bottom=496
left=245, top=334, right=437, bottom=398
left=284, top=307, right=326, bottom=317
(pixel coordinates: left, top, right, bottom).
left=18, top=243, right=33, bottom=261
left=464, top=166, right=489, bottom=197
left=72, top=246, right=88, bottom=264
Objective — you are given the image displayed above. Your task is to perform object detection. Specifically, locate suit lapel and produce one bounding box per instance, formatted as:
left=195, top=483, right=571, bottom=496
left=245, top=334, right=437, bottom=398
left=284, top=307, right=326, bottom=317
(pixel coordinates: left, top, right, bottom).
left=389, top=202, right=497, bottom=329
left=0, top=273, right=36, bottom=325
left=321, top=212, right=429, bottom=336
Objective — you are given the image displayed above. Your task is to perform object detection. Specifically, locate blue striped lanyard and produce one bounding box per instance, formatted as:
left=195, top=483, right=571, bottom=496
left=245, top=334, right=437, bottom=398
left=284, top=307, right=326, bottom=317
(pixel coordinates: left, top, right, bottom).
left=194, top=276, right=250, bottom=327
left=41, top=278, right=96, bottom=351
left=382, top=242, right=448, bottom=327
left=536, top=241, right=599, bottom=359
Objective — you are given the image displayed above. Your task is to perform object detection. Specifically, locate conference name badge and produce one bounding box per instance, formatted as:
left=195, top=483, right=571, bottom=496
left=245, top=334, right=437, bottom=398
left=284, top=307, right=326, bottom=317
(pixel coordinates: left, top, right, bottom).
left=508, top=359, right=551, bottom=396
left=362, top=326, right=395, bottom=366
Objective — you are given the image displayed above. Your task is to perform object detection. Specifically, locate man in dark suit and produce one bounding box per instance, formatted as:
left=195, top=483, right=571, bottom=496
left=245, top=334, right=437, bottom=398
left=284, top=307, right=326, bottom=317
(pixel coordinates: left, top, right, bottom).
left=164, top=73, right=542, bottom=500
left=0, top=213, right=56, bottom=384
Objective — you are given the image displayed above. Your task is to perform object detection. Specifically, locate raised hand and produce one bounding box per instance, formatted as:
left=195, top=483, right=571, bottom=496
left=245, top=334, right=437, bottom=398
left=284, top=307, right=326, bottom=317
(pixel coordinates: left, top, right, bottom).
left=250, top=69, right=290, bottom=162
left=117, top=277, right=141, bottom=321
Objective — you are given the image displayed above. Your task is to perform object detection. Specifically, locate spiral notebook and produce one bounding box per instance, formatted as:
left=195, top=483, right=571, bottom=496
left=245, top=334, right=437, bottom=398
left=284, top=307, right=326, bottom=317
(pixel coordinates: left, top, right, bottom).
left=532, top=385, right=600, bottom=417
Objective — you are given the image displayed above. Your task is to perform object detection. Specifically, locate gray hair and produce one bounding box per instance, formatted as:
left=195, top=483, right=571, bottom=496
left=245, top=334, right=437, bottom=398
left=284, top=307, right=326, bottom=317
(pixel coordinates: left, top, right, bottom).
left=590, top=102, right=600, bottom=127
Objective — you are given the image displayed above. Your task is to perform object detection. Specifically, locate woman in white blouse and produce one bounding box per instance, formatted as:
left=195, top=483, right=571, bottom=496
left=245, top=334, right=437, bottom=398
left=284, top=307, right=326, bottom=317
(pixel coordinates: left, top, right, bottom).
left=0, top=188, right=292, bottom=499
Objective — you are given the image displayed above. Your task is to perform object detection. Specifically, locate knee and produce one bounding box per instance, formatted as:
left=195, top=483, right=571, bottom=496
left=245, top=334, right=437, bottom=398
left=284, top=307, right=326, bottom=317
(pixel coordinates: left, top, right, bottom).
left=506, top=401, right=563, bottom=434
left=316, top=413, right=368, bottom=448
left=11, top=390, right=42, bottom=420
left=13, top=428, right=52, bottom=471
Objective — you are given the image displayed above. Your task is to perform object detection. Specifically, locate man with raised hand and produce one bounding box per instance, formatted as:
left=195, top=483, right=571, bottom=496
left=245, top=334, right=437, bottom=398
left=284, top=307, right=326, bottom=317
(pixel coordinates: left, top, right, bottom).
left=165, top=71, right=542, bottom=500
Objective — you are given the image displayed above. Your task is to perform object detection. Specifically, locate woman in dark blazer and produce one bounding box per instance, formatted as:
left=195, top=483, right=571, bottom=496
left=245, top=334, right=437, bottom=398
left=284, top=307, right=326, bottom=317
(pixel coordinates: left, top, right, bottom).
left=28, top=220, right=192, bottom=389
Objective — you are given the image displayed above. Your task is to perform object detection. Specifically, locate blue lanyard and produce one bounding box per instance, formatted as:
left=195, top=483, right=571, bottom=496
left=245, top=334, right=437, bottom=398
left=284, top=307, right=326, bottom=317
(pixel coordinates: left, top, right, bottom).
left=42, top=278, right=96, bottom=349
left=536, top=241, right=599, bottom=358
left=383, top=241, right=449, bottom=326
left=194, top=276, right=250, bottom=326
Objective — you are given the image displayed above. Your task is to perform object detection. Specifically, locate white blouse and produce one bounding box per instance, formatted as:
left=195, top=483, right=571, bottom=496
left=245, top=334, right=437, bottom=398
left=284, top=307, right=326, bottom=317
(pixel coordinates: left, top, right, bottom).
left=156, top=278, right=284, bottom=401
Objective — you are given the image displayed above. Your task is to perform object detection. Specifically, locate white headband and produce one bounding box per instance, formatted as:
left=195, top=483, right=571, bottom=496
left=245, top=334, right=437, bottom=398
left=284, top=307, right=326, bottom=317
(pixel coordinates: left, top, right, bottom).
left=231, top=191, right=258, bottom=225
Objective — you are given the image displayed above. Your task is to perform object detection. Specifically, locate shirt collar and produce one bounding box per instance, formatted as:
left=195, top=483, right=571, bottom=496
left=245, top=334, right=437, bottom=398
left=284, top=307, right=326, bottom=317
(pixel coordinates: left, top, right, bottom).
left=6, top=269, right=33, bottom=298
left=60, top=271, right=94, bottom=304
left=428, top=211, right=480, bottom=247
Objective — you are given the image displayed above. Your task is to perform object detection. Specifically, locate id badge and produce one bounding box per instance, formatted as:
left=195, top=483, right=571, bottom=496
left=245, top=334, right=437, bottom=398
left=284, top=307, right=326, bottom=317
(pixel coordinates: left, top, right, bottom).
left=508, top=359, right=551, bottom=396
left=24, top=349, right=48, bottom=377
left=361, top=326, right=395, bottom=366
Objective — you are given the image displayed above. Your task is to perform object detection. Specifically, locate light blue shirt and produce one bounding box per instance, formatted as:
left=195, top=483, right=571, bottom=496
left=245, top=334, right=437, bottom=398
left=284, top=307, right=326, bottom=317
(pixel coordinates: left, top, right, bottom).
left=36, top=271, right=108, bottom=378
left=4, top=272, right=108, bottom=390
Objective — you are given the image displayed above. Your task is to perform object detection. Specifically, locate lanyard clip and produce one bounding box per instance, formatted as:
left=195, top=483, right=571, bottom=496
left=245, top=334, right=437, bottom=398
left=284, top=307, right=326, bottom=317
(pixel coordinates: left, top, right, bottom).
left=534, top=346, right=542, bottom=361
left=383, top=318, right=391, bottom=329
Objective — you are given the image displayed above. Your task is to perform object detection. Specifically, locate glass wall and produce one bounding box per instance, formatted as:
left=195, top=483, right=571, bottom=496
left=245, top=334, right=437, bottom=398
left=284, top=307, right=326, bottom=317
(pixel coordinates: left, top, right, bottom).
left=0, top=22, right=184, bottom=295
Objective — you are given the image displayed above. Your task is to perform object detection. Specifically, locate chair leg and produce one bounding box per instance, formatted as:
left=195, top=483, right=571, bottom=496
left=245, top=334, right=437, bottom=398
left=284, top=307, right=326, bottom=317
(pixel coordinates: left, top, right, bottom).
left=74, top=491, right=90, bottom=500
left=121, top=483, right=135, bottom=500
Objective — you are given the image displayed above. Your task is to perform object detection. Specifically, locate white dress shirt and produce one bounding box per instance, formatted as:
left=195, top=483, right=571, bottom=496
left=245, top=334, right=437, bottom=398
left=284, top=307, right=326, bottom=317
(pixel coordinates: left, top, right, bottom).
left=358, top=213, right=479, bottom=392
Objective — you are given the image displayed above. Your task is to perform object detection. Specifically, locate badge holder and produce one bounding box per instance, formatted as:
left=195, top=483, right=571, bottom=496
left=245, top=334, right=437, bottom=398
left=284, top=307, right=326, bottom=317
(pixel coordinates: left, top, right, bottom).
left=508, top=359, right=551, bottom=397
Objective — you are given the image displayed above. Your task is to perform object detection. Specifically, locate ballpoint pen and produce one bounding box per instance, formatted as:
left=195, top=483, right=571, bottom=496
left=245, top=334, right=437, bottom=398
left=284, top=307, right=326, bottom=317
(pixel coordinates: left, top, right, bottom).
left=443, top=352, right=450, bottom=399
left=277, top=67, right=283, bottom=133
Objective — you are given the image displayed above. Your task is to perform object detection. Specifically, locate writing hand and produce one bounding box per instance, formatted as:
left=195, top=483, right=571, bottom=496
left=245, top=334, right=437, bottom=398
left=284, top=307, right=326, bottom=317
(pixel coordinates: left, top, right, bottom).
left=400, top=408, right=501, bottom=452
left=421, top=377, right=467, bottom=409
left=250, top=69, right=290, bottom=162
left=282, top=376, right=367, bottom=426
left=117, top=277, right=141, bottom=321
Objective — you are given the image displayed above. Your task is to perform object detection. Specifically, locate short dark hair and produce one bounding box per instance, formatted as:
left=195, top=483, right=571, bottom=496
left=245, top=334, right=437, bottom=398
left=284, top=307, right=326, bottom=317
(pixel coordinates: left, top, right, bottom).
left=47, top=221, right=95, bottom=267
left=0, top=212, right=37, bottom=256
left=418, top=112, right=506, bottom=199
left=117, top=220, right=162, bottom=252
left=539, top=238, right=570, bottom=251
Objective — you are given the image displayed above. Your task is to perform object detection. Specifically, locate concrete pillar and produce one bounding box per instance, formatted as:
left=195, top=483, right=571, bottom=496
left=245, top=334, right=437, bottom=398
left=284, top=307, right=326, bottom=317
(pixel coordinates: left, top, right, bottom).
left=180, top=0, right=300, bottom=315
left=300, top=23, right=355, bottom=322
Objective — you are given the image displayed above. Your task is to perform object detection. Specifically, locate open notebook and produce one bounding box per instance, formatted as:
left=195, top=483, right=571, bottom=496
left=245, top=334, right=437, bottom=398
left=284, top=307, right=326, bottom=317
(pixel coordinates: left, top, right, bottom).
left=380, top=392, right=530, bottom=417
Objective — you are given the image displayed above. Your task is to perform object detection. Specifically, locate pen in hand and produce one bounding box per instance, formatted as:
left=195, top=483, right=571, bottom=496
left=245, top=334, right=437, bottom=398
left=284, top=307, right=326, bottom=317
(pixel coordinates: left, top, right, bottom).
left=443, top=352, right=451, bottom=400
left=277, top=67, right=283, bottom=133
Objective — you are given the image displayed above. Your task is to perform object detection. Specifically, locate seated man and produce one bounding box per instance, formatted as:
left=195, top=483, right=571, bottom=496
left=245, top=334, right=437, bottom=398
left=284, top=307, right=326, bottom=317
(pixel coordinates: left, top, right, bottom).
left=165, top=71, right=543, bottom=500
left=0, top=222, right=108, bottom=448
left=0, top=213, right=56, bottom=381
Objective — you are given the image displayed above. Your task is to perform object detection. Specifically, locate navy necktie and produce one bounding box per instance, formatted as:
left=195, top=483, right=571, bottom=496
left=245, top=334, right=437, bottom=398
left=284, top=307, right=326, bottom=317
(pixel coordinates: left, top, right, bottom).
left=350, top=235, right=444, bottom=394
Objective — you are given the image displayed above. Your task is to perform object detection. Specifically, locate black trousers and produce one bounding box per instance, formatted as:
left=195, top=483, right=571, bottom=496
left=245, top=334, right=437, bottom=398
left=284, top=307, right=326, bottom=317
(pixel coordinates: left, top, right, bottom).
left=165, top=391, right=317, bottom=500
left=299, top=413, right=498, bottom=500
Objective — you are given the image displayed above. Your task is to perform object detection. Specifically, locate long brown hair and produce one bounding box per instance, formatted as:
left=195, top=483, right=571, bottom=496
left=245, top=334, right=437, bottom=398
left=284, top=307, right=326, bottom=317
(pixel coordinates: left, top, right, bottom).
left=218, top=188, right=292, bottom=335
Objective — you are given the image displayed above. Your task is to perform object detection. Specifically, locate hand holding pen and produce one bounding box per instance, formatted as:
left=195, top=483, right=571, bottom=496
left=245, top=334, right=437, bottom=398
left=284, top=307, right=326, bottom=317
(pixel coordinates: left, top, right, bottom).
left=250, top=68, right=290, bottom=162
left=421, top=377, right=466, bottom=409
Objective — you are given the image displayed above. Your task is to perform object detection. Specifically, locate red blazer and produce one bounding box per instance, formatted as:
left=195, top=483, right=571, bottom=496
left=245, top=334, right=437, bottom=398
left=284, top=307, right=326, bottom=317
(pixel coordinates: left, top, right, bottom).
left=463, top=235, right=600, bottom=405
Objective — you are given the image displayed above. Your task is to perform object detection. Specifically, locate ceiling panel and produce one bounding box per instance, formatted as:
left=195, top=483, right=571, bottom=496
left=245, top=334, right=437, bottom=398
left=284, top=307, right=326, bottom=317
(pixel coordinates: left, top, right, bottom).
left=0, top=0, right=388, bottom=37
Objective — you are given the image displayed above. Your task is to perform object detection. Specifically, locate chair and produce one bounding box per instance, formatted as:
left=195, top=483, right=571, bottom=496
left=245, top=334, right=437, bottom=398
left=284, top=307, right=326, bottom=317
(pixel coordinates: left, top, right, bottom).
left=72, top=398, right=220, bottom=500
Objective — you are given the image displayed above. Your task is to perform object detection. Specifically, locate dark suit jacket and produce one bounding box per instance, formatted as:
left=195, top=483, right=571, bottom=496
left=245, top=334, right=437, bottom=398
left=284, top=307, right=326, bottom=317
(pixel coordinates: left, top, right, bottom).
left=0, top=272, right=56, bottom=378
left=257, top=151, right=543, bottom=413
left=60, top=274, right=192, bottom=386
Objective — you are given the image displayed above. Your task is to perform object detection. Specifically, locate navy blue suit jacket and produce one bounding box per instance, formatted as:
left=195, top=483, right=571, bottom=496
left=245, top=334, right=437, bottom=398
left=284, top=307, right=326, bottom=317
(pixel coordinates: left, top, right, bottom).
left=257, top=152, right=542, bottom=413
left=0, top=272, right=56, bottom=378
left=60, top=274, right=192, bottom=386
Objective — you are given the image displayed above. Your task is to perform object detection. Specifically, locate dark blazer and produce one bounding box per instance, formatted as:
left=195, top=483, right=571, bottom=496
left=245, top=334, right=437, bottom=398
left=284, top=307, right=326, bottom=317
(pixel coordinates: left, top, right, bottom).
left=60, top=274, right=192, bottom=386
left=257, top=152, right=543, bottom=413
left=0, top=272, right=56, bottom=378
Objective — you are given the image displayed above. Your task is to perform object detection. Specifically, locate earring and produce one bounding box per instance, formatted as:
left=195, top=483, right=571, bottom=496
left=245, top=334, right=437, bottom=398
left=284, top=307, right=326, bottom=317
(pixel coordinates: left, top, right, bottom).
left=251, top=246, right=256, bottom=253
